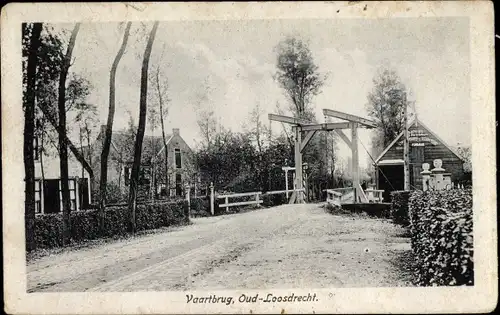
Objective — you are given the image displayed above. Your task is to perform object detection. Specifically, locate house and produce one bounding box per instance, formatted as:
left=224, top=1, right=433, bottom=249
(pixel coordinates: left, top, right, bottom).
left=33, top=142, right=92, bottom=214
left=88, top=126, right=196, bottom=201
left=373, top=117, right=466, bottom=201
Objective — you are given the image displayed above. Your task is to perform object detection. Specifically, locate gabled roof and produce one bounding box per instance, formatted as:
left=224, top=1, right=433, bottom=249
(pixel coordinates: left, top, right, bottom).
left=90, top=128, right=174, bottom=164
left=374, top=117, right=465, bottom=164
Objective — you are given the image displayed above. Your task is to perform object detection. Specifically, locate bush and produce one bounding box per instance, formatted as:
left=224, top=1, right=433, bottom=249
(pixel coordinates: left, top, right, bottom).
left=106, top=182, right=126, bottom=204
left=391, top=190, right=411, bottom=226
left=409, top=189, right=473, bottom=286
left=262, top=193, right=287, bottom=207
left=190, top=196, right=211, bottom=216
left=33, top=200, right=189, bottom=250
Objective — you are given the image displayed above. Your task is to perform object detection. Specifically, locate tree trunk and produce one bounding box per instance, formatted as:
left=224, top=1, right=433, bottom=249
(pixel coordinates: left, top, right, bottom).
left=128, top=22, right=159, bottom=233
left=24, top=22, right=42, bottom=251
left=58, top=23, right=80, bottom=246
left=99, top=22, right=132, bottom=231
left=156, top=67, right=169, bottom=198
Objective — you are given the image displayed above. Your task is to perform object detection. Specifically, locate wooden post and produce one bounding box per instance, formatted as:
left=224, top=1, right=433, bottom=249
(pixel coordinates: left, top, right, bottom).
left=351, top=123, right=359, bottom=202
left=294, top=126, right=304, bottom=203
left=185, top=183, right=190, bottom=218
left=256, top=193, right=260, bottom=207
left=284, top=169, right=289, bottom=198
left=210, top=182, right=214, bottom=215
left=403, top=94, right=410, bottom=190
left=75, top=178, right=80, bottom=211
left=225, top=196, right=229, bottom=212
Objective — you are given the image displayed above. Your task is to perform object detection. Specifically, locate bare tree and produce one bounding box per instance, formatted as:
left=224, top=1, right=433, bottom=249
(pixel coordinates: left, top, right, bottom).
left=194, top=76, right=217, bottom=147
left=147, top=101, right=159, bottom=200
left=58, top=23, right=81, bottom=245
left=246, top=102, right=268, bottom=155
left=128, top=21, right=159, bottom=233
left=23, top=22, right=42, bottom=251
left=151, top=64, right=171, bottom=197
left=99, top=22, right=132, bottom=230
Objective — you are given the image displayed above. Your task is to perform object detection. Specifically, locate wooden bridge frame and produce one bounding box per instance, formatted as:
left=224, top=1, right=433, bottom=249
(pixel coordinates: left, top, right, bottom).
left=269, top=108, right=376, bottom=204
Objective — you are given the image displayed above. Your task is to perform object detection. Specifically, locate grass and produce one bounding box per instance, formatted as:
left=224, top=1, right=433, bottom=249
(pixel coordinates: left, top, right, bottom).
left=27, top=221, right=192, bottom=263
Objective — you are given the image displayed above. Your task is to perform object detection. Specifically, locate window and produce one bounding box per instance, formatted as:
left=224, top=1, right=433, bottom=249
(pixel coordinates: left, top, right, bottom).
left=58, top=179, right=77, bottom=211
left=175, top=149, right=181, bottom=169
left=35, top=179, right=42, bottom=213
left=175, top=173, right=182, bottom=196
left=69, top=179, right=77, bottom=211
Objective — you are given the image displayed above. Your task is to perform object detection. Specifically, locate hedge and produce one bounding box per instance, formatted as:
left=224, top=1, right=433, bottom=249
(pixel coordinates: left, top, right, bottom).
left=409, top=189, right=473, bottom=286
left=262, top=193, right=287, bottom=207
left=190, top=197, right=211, bottom=217
left=391, top=190, right=411, bottom=226
left=34, top=200, right=189, bottom=250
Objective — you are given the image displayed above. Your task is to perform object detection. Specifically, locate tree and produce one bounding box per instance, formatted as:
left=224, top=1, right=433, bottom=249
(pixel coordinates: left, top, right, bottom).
left=245, top=102, right=268, bottom=154
left=456, top=145, right=472, bottom=187
left=366, top=68, right=411, bottom=157
left=23, top=22, right=42, bottom=251
left=128, top=21, right=159, bottom=233
left=25, top=24, right=95, bottom=182
left=194, top=76, right=218, bottom=146
left=58, top=23, right=81, bottom=245
left=74, top=102, right=98, bottom=179
left=274, top=36, right=325, bottom=120
left=150, top=62, right=171, bottom=197
left=99, top=22, right=132, bottom=230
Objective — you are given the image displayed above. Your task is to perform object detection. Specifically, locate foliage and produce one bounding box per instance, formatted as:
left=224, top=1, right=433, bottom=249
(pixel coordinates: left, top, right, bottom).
left=33, top=200, right=189, bottom=250
left=262, top=193, right=287, bottom=207
left=409, top=189, right=473, bottom=286
left=195, top=130, right=259, bottom=190
left=106, top=182, right=126, bottom=204
left=390, top=190, right=411, bottom=226
left=456, top=145, right=472, bottom=175
left=190, top=197, right=211, bottom=217
left=274, top=36, right=326, bottom=119
left=366, top=68, right=412, bottom=156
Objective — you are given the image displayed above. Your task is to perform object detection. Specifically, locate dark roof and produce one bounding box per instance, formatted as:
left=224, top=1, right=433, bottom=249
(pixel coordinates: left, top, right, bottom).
left=82, top=129, right=172, bottom=164
left=111, top=130, right=172, bottom=163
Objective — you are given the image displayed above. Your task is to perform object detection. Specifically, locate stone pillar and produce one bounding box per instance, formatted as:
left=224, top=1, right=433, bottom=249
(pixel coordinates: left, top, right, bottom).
left=420, top=163, right=432, bottom=191
left=431, top=159, right=446, bottom=191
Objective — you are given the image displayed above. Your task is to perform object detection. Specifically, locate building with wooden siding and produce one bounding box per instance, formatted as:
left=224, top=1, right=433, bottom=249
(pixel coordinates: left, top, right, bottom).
left=374, top=117, right=466, bottom=201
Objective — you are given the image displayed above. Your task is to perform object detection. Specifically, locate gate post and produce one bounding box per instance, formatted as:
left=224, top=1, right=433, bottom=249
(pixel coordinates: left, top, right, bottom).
left=210, top=182, right=214, bottom=215
left=185, top=183, right=191, bottom=218
left=294, top=126, right=304, bottom=203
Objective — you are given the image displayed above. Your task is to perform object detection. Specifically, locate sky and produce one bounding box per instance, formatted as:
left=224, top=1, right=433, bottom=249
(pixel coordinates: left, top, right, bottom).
left=59, top=17, right=471, bottom=168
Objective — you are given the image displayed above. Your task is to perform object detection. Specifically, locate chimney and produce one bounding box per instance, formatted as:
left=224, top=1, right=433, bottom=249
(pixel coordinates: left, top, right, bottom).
left=173, top=128, right=180, bottom=136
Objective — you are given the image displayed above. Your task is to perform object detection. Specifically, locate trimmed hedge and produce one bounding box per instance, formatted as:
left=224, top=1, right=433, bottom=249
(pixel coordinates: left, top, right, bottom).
left=391, top=190, right=411, bottom=226
left=34, top=200, right=189, bottom=250
left=409, top=189, right=473, bottom=286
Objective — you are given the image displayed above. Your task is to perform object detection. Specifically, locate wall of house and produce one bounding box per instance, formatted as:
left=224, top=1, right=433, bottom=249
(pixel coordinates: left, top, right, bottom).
left=378, top=122, right=465, bottom=190
left=35, top=152, right=91, bottom=180
left=162, top=129, right=196, bottom=197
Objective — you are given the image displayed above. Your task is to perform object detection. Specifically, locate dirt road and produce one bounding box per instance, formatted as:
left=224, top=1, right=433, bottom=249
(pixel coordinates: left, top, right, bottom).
left=27, top=204, right=413, bottom=292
